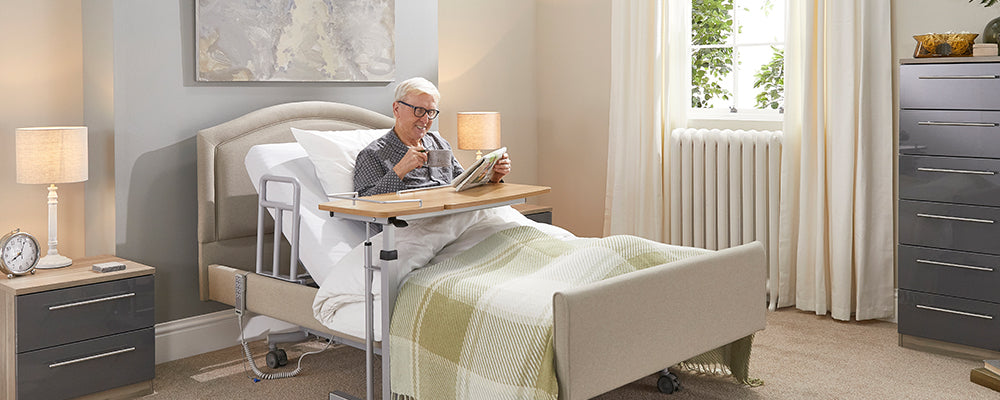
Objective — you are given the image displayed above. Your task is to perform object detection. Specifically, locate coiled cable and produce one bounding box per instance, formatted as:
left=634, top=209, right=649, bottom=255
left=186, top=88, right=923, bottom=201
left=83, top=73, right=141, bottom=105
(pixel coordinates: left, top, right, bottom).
left=237, top=311, right=332, bottom=381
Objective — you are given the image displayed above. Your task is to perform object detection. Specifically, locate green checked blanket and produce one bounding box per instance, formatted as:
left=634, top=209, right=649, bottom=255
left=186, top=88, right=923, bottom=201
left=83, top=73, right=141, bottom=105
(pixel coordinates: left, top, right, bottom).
left=389, top=225, right=751, bottom=399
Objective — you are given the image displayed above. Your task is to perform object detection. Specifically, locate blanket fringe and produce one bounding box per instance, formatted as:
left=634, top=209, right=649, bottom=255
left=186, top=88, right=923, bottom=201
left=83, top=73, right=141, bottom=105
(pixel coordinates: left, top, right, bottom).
left=674, top=334, right=764, bottom=387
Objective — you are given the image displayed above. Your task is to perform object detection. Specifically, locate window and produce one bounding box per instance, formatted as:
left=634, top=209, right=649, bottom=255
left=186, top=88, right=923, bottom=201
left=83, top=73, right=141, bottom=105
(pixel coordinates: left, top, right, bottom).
left=690, top=0, right=785, bottom=118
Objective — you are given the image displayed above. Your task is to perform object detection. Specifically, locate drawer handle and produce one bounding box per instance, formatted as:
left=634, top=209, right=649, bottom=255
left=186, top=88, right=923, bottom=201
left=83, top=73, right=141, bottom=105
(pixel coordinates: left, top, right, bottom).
left=916, top=167, right=996, bottom=176
left=48, top=292, right=136, bottom=311
left=917, top=121, right=999, bottom=127
left=916, top=213, right=994, bottom=224
left=49, top=347, right=136, bottom=368
left=918, top=75, right=1000, bottom=79
left=916, top=259, right=995, bottom=272
left=915, top=304, right=993, bottom=320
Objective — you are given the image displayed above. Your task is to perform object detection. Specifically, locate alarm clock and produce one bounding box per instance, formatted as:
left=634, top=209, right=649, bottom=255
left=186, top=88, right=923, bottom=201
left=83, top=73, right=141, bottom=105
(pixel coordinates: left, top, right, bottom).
left=0, top=228, right=40, bottom=278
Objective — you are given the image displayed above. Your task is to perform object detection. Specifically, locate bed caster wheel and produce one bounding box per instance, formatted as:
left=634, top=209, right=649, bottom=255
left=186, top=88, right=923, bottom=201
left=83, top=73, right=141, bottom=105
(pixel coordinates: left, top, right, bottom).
left=657, top=372, right=680, bottom=394
left=266, top=349, right=288, bottom=368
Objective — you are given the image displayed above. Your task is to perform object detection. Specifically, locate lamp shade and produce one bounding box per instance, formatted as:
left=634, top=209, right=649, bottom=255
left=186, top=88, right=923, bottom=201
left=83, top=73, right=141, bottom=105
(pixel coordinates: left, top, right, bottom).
left=457, top=112, right=501, bottom=150
left=16, top=127, right=89, bottom=184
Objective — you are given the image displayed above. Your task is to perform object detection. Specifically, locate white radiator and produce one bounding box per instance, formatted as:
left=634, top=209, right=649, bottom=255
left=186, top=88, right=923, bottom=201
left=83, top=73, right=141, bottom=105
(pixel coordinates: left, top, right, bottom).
left=668, top=128, right=782, bottom=273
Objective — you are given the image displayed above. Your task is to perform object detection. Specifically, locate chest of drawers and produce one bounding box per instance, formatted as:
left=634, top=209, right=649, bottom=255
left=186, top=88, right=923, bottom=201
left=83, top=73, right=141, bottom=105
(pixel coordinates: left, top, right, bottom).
left=898, top=59, right=1000, bottom=356
left=0, top=256, right=155, bottom=399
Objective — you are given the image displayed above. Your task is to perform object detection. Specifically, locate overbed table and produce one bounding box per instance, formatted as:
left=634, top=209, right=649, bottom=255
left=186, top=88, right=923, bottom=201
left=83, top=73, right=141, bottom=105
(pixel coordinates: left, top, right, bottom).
left=318, top=183, right=550, bottom=400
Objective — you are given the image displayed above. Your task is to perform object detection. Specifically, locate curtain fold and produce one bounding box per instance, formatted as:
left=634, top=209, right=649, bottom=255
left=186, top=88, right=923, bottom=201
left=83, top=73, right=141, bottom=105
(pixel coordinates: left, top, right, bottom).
left=605, top=0, right=687, bottom=240
left=780, top=0, right=895, bottom=321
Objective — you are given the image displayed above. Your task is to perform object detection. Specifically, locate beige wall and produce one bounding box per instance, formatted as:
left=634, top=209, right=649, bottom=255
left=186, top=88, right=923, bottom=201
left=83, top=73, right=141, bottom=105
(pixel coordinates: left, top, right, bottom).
left=0, top=1, right=86, bottom=260
left=536, top=0, right=613, bottom=237
left=439, top=0, right=539, bottom=184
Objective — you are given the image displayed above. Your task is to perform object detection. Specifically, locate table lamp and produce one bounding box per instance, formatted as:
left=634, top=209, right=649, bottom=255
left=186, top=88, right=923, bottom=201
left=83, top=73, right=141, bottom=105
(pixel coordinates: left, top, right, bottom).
left=457, top=112, right=501, bottom=160
left=15, top=126, right=89, bottom=268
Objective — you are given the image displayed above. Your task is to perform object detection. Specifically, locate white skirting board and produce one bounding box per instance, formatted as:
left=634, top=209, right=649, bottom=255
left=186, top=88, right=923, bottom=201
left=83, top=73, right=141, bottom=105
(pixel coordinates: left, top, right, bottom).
left=154, top=310, right=299, bottom=364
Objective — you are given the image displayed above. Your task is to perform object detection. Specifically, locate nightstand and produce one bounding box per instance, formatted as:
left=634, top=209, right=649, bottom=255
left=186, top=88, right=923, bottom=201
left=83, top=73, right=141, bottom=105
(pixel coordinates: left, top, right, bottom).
left=513, top=203, right=553, bottom=224
left=0, top=255, right=155, bottom=399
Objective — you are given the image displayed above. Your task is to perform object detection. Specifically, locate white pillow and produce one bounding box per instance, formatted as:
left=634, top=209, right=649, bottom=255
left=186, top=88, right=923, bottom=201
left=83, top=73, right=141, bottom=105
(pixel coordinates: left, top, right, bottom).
left=244, top=143, right=366, bottom=285
left=290, top=127, right=389, bottom=197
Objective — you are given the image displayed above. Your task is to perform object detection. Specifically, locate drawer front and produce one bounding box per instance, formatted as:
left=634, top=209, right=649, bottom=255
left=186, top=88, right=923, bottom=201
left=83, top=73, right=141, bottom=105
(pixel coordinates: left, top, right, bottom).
left=17, top=275, right=154, bottom=352
left=17, top=327, right=153, bottom=400
left=898, top=290, right=999, bottom=351
left=898, top=200, right=1000, bottom=255
left=900, top=63, right=1000, bottom=110
left=898, top=245, right=1000, bottom=303
left=899, top=109, right=1000, bottom=158
left=899, top=155, right=1000, bottom=206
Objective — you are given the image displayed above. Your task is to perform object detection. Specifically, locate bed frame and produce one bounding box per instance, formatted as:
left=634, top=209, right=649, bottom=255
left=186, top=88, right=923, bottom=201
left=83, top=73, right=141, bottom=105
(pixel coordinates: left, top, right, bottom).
left=196, top=100, right=767, bottom=399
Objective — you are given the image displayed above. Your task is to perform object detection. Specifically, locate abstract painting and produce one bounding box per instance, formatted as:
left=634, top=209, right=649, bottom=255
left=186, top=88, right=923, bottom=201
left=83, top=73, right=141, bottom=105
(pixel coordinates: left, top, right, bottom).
left=196, top=0, right=395, bottom=82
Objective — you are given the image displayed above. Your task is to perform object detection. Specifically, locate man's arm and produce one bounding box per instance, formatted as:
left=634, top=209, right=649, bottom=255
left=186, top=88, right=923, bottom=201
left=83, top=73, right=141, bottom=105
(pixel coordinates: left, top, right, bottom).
left=354, top=148, right=408, bottom=196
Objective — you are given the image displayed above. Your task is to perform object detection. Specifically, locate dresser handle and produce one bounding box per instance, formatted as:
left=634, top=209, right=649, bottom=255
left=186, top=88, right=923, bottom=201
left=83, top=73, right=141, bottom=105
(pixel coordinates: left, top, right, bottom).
left=48, top=292, right=136, bottom=311
left=916, top=259, right=995, bottom=272
left=918, top=75, right=1000, bottom=79
left=917, top=121, right=999, bottom=127
left=915, top=304, right=993, bottom=320
left=916, top=167, right=996, bottom=176
left=916, top=213, right=994, bottom=224
left=49, top=347, right=136, bottom=368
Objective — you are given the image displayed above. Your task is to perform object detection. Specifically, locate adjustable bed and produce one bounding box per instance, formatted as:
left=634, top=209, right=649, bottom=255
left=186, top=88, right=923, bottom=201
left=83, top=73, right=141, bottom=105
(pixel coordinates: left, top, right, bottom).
left=196, top=100, right=766, bottom=399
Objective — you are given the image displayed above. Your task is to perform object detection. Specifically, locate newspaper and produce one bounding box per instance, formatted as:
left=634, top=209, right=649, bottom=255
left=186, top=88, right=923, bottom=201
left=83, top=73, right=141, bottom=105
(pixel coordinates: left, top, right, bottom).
left=452, top=147, right=506, bottom=192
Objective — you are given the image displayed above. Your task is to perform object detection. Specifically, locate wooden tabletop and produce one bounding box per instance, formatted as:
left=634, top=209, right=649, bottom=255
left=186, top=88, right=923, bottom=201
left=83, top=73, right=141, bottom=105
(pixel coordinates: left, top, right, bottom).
left=0, top=255, right=154, bottom=296
left=319, top=183, right=551, bottom=219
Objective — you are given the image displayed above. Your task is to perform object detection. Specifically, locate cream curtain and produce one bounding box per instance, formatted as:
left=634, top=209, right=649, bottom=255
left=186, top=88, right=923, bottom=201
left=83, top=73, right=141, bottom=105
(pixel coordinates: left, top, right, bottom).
left=604, top=0, right=688, bottom=240
left=780, top=0, right=895, bottom=321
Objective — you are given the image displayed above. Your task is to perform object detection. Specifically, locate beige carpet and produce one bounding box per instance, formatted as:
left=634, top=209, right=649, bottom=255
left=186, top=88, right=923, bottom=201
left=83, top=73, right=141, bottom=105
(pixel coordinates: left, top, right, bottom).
left=144, top=309, right=997, bottom=399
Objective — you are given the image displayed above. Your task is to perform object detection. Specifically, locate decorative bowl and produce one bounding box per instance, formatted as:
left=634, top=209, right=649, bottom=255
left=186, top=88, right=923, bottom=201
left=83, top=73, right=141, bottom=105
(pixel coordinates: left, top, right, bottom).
left=913, top=32, right=979, bottom=57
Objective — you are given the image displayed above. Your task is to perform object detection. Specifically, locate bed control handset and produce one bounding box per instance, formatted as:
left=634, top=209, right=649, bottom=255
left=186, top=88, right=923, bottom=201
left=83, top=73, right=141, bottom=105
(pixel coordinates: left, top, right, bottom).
left=235, top=273, right=247, bottom=316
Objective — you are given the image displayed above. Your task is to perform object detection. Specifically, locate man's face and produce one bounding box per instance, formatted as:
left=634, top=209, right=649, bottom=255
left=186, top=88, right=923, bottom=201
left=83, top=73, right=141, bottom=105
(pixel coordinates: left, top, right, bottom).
left=392, top=92, right=438, bottom=146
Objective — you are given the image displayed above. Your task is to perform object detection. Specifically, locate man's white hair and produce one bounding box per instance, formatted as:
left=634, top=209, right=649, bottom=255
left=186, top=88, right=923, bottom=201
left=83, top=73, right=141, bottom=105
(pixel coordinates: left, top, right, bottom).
left=394, top=77, right=440, bottom=103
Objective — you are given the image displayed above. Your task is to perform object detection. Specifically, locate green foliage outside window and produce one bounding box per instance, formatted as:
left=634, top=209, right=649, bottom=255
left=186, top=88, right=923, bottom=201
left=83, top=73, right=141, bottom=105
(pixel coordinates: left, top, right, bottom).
left=753, top=46, right=783, bottom=109
left=691, top=0, right=734, bottom=108
left=692, top=0, right=784, bottom=111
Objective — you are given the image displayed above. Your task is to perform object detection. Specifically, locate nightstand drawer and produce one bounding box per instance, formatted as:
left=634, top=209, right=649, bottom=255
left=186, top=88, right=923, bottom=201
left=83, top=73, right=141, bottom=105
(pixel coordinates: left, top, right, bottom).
left=898, top=200, right=1000, bottom=255
left=899, top=245, right=1000, bottom=303
left=17, top=327, right=153, bottom=400
left=899, top=110, right=1000, bottom=158
left=17, top=275, right=154, bottom=352
left=898, top=290, right=999, bottom=351
left=900, top=63, right=1000, bottom=110
left=899, top=155, right=1000, bottom=206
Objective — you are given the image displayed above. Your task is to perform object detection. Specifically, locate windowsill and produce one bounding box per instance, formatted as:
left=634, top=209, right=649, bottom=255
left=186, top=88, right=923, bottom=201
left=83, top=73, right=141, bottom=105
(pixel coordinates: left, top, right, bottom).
left=688, top=111, right=784, bottom=123
left=685, top=113, right=784, bottom=131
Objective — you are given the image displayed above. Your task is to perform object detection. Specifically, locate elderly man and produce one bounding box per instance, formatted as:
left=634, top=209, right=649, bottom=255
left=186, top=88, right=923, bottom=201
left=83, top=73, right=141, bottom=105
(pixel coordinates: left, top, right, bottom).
left=353, top=77, right=510, bottom=196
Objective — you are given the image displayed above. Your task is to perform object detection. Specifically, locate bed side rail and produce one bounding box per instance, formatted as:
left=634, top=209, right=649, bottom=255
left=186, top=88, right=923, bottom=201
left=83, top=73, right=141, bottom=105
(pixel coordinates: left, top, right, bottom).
left=256, top=174, right=309, bottom=284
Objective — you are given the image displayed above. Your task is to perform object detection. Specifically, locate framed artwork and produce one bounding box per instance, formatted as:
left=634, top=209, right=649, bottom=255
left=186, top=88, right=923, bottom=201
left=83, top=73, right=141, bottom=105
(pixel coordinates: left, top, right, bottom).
left=196, top=0, right=395, bottom=82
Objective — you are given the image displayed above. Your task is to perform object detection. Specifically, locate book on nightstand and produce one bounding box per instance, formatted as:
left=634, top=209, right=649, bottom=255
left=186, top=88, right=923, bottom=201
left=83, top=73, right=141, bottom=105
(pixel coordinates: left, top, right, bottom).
left=971, top=367, right=1000, bottom=393
left=986, top=360, right=1000, bottom=376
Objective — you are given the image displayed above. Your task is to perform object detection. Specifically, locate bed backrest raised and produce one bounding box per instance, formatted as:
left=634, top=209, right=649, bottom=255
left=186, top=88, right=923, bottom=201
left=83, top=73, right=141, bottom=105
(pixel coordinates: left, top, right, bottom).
left=196, top=101, right=394, bottom=300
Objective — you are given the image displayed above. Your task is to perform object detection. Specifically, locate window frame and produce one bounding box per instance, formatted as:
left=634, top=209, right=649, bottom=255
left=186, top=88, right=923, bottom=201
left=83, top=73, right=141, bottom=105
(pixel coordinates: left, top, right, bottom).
left=687, top=0, right=785, bottom=122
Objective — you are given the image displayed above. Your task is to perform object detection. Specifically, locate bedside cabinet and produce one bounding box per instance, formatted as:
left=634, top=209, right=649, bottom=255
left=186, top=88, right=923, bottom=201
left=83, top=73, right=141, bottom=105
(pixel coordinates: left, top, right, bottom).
left=897, top=58, right=1000, bottom=360
left=513, top=203, right=553, bottom=224
left=0, top=255, right=155, bottom=399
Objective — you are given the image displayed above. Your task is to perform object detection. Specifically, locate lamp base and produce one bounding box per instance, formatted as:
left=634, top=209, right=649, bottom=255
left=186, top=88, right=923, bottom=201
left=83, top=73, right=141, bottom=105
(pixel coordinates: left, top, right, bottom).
left=36, top=254, right=72, bottom=269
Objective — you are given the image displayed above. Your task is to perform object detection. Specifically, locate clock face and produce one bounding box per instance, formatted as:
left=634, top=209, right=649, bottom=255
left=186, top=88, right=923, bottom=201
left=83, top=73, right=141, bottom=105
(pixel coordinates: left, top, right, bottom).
left=2, top=233, right=39, bottom=274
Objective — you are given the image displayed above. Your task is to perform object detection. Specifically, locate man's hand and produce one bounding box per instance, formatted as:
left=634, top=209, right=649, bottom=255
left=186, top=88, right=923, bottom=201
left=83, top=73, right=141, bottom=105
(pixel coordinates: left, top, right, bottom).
left=490, top=153, right=511, bottom=183
left=393, top=145, right=428, bottom=179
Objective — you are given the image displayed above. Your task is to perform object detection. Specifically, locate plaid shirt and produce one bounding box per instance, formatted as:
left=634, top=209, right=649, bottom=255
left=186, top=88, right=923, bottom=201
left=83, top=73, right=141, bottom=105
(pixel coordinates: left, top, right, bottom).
left=353, top=129, right=465, bottom=197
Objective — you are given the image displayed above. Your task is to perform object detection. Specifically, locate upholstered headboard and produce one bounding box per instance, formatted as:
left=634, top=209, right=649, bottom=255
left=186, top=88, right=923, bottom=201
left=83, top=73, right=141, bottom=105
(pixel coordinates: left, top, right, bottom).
left=196, top=101, right=394, bottom=300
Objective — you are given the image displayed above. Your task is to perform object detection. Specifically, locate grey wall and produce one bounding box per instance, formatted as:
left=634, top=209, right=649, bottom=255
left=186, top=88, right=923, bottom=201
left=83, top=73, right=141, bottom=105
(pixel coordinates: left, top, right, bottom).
left=105, top=0, right=438, bottom=322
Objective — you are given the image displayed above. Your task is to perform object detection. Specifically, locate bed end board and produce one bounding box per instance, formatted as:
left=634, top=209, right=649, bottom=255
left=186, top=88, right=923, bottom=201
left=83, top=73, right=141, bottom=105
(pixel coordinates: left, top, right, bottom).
left=552, top=241, right=767, bottom=400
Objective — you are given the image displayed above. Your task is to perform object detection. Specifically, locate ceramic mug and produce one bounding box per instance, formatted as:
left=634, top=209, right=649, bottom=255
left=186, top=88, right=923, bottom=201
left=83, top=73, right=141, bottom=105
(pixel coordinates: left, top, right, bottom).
left=426, top=149, right=452, bottom=168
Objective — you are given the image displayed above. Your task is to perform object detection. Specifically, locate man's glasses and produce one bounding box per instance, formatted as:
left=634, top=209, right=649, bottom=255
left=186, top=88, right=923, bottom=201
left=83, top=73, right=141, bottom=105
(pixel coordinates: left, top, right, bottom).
left=397, top=101, right=440, bottom=120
